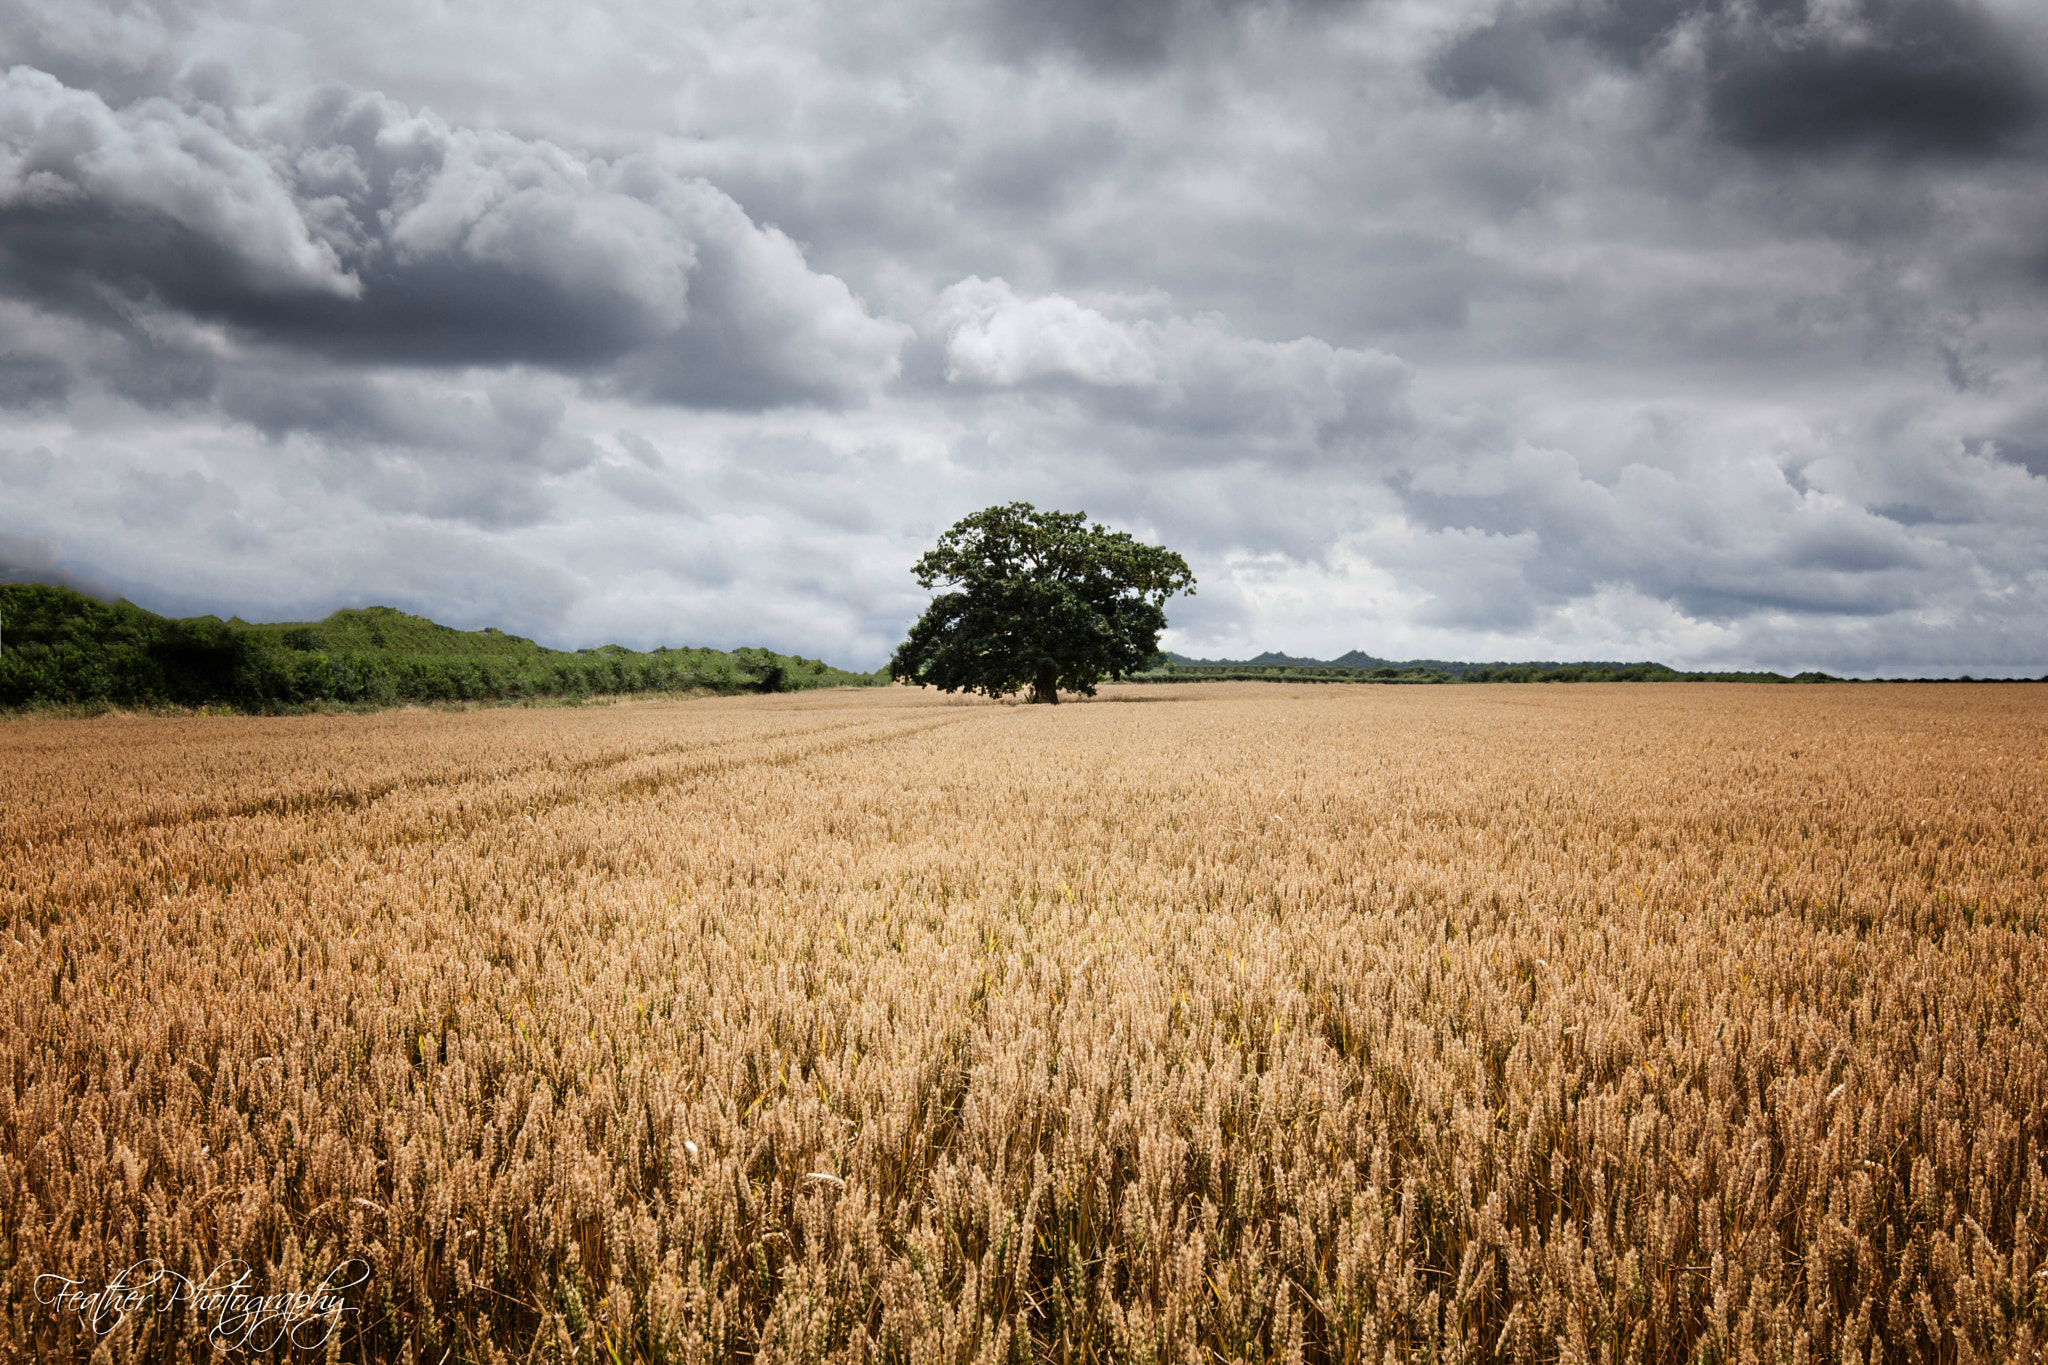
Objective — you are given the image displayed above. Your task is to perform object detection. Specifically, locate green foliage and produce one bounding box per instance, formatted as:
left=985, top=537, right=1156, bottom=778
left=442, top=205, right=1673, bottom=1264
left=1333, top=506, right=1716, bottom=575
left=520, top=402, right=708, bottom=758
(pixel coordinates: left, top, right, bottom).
left=0, top=582, right=878, bottom=713
left=890, top=502, right=1196, bottom=704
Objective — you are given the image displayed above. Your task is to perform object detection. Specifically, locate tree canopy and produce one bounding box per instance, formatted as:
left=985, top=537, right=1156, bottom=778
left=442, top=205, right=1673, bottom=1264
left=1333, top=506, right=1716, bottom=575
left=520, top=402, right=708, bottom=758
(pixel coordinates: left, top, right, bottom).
left=889, top=503, right=1195, bottom=704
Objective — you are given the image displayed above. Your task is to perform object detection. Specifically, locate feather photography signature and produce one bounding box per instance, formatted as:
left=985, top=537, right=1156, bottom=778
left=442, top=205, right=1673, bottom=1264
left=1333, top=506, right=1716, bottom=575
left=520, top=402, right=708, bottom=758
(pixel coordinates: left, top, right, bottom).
left=36, top=1258, right=371, bottom=1352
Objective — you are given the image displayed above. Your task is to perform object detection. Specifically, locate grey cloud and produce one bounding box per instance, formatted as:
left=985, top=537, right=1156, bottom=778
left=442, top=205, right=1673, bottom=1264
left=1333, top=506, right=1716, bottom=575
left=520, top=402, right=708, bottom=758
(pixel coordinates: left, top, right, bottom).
left=1982, top=432, right=2048, bottom=481
left=218, top=368, right=601, bottom=529
left=0, top=442, right=54, bottom=488
left=1148, top=575, right=1257, bottom=640
left=114, top=466, right=216, bottom=529
left=339, top=524, right=583, bottom=638
left=592, top=462, right=697, bottom=517
left=616, top=431, right=666, bottom=469
left=981, top=0, right=1197, bottom=67
left=935, top=422, right=1397, bottom=568
left=0, top=349, right=67, bottom=408
left=1431, top=0, right=2047, bottom=160
left=1703, top=0, right=2044, bottom=159
left=717, top=468, right=880, bottom=534
left=715, top=434, right=881, bottom=533
left=928, top=279, right=1414, bottom=464
left=1397, top=444, right=1957, bottom=623
left=0, top=72, right=910, bottom=409
left=0, top=68, right=358, bottom=296
left=639, top=536, right=742, bottom=593
left=725, top=433, right=853, bottom=477
left=1427, top=0, right=1691, bottom=105
left=1428, top=17, right=1561, bottom=105
left=0, top=529, right=117, bottom=595
left=222, top=370, right=594, bottom=469
left=1534, top=0, right=1696, bottom=69
left=327, top=458, right=563, bottom=533
left=1130, top=325, right=1412, bottom=453
left=956, top=122, right=1126, bottom=217
left=1398, top=530, right=1544, bottom=632
left=978, top=0, right=1332, bottom=69
left=0, top=0, right=2044, bottom=675
left=920, top=280, right=1995, bottom=633
left=1658, top=576, right=1925, bottom=622
left=209, top=513, right=271, bottom=553
left=1717, top=592, right=2048, bottom=675
left=0, top=0, right=199, bottom=106
left=1804, top=432, right=2048, bottom=539
left=101, top=335, right=219, bottom=409
left=1780, top=516, right=1928, bottom=574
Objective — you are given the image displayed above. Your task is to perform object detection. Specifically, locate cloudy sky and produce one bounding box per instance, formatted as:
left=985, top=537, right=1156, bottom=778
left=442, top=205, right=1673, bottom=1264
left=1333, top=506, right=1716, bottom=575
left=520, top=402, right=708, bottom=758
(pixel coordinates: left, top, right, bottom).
left=2, top=0, right=2045, bottom=674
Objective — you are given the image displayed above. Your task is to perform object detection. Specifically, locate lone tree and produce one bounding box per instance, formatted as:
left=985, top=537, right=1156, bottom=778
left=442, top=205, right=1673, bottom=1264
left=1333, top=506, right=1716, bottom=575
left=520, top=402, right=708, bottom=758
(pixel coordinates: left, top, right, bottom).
left=890, top=502, right=1195, bottom=704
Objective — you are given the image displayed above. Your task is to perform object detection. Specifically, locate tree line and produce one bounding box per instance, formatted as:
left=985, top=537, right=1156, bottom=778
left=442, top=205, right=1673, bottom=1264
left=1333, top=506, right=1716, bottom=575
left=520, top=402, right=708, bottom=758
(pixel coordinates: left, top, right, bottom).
left=0, top=583, right=881, bottom=712
left=1144, top=661, right=1846, bottom=684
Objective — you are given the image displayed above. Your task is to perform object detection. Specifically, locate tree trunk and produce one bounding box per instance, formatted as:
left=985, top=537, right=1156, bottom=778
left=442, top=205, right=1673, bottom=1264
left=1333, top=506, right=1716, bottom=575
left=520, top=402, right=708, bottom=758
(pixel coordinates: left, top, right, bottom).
left=1031, top=662, right=1059, bottom=704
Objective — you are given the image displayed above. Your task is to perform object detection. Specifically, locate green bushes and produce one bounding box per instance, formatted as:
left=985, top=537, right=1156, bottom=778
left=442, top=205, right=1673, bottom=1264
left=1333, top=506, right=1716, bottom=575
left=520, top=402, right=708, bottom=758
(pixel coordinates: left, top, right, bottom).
left=0, top=582, right=879, bottom=713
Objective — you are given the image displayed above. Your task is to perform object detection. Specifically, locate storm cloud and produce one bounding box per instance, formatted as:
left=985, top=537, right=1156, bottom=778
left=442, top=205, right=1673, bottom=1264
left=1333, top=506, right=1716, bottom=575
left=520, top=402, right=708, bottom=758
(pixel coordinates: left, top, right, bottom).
left=0, top=72, right=908, bottom=401
left=1432, top=0, right=2048, bottom=157
left=0, top=0, right=2044, bottom=673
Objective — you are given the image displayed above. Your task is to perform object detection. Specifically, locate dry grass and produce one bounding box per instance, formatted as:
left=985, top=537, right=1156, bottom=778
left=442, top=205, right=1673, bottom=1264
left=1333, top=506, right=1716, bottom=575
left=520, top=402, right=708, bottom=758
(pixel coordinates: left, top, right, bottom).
left=2, top=682, right=2044, bottom=1363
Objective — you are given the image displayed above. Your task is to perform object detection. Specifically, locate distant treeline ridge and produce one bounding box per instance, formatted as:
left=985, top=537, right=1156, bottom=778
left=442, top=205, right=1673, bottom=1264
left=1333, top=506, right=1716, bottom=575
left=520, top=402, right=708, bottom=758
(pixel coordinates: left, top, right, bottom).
left=1149, top=651, right=2038, bottom=684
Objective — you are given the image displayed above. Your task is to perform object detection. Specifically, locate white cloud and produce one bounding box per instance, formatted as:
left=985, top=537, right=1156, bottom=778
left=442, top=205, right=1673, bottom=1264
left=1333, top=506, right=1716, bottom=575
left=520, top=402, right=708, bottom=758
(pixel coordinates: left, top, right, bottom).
left=928, top=277, right=1413, bottom=462
left=929, top=276, right=1157, bottom=386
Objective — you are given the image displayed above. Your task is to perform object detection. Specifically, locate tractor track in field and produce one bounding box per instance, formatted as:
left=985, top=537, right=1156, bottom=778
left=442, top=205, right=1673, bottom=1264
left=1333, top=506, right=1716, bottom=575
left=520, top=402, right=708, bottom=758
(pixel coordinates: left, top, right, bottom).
left=5, top=710, right=976, bottom=921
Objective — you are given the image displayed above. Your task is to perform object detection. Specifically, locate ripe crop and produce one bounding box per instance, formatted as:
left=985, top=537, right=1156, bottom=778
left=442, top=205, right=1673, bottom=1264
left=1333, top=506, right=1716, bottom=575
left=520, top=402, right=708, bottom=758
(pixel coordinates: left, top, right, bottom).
left=3, top=683, right=2044, bottom=1362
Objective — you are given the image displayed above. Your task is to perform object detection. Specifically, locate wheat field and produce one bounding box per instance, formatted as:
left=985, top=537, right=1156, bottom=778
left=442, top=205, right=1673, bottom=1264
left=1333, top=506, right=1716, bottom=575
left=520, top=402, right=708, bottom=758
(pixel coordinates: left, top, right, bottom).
left=2, top=682, right=2044, bottom=1363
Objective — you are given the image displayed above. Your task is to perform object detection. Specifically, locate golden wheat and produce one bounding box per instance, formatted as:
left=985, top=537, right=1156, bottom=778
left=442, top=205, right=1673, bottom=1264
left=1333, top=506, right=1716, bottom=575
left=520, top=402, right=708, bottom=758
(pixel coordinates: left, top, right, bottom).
left=2, top=683, right=2044, bottom=1363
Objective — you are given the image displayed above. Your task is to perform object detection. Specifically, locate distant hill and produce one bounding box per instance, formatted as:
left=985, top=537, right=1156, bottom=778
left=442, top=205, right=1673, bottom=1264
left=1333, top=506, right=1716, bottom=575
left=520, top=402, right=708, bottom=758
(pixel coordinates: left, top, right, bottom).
left=1158, top=651, right=1837, bottom=684
left=0, top=582, right=882, bottom=712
